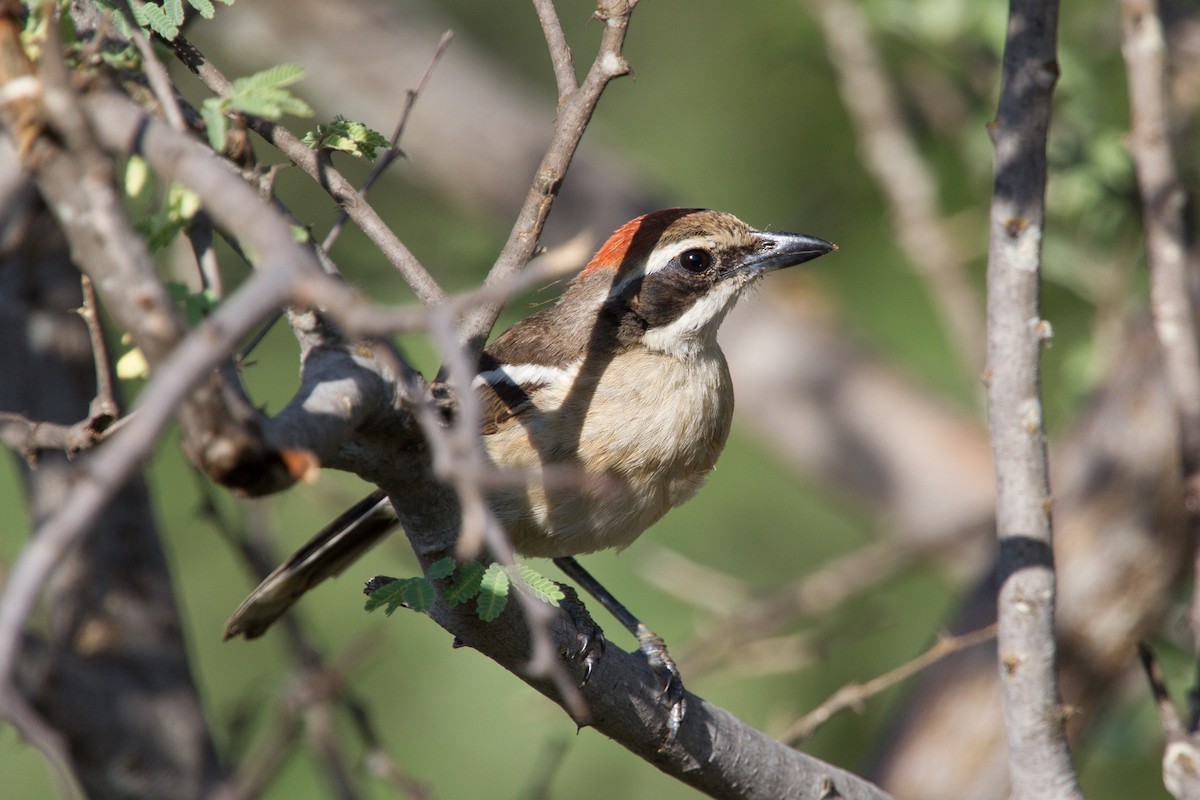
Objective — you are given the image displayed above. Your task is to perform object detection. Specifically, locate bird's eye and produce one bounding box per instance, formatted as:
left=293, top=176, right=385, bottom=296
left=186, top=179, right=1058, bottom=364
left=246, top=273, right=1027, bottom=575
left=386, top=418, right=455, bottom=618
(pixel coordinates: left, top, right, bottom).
left=678, top=248, right=713, bottom=273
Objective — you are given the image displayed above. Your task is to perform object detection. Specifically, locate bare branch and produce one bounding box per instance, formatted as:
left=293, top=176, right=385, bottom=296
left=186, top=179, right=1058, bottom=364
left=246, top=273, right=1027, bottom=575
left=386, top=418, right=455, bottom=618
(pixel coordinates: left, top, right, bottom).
left=1139, top=643, right=1200, bottom=800
left=116, top=0, right=188, bottom=131
left=1120, top=0, right=1200, bottom=711
left=457, top=0, right=637, bottom=354
left=984, top=1, right=1081, bottom=797
left=321, top=30, right=454, bottom=253
left=680, top=540, right=919, bottom=678
left=168, top=36, right=447, bottom=307
left=410, top=581, right=895, bottom=800
left=805, top=0, right=984, bottom=371
left=782, top=624, right=997, bottom=745
left=533, top=0, right=578, bottom=99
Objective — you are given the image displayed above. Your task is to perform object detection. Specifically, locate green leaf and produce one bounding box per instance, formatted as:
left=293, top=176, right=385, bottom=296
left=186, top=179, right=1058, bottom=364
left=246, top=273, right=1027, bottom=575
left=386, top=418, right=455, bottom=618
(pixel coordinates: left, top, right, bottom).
left=166, top=181, right=201, bottom=221
left=402, top=578, right=436, bottom=612
left=476, top=564, right=510, bottom=621
left=115, top=347, right=149, bottom=381
left=164, top=0, right=184, bottom=25
left=426, top=557, right=456, bottom=580
left=443, top=561, right=485, bottom=607
left=222, top=65, right=313, bottom=121
left=187, top=0, right=215, bottom=19
left=513, top=565, right=564, bottom=607
left=139, top=4, right=179, bottom=39
left=124, top=156, right=150, bottom=199
left=201, top=98, right=227, bottom=152
left=302, top=117, right=390, bottom=160
left=182, top=289, right=220, bottom=326
left=364, top=579, right=408, bottom=615
left=234, top=63, right=305, bottom=93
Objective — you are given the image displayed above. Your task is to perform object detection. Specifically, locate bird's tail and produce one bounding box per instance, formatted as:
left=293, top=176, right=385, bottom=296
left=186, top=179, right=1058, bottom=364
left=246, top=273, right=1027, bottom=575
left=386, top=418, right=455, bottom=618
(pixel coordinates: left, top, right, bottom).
left=223, top=489, right=399, bottom=640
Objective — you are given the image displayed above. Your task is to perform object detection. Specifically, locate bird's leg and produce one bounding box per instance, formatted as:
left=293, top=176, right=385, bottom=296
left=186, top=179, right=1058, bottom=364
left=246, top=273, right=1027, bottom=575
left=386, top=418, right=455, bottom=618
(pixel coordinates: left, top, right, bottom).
left=553, top=556, right=686, bottom=743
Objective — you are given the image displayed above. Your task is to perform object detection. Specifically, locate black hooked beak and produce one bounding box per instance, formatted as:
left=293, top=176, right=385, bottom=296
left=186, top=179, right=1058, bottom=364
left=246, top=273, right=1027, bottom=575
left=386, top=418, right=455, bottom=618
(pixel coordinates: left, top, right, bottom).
left=743, top=230, right=837, bottom=275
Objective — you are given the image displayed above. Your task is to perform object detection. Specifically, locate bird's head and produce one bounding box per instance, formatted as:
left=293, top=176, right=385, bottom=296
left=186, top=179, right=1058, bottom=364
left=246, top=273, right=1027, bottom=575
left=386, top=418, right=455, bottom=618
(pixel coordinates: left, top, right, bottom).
left=557, top=208, right=836, bottom=358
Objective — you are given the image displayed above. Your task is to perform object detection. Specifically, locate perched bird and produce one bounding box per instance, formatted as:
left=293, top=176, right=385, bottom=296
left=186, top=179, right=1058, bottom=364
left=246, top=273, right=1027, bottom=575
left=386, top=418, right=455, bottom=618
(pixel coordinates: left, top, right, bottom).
left=225, top=208, right=835, bottom=732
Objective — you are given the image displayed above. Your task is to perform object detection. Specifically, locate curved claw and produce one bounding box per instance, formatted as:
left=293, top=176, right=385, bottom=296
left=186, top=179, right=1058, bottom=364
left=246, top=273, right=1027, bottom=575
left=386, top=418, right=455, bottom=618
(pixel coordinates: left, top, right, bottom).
left=635, top=624, right=686, bottom=747
left=576, top=626, right=608, bottom=685
left=559, top=583, right=608, bottom=686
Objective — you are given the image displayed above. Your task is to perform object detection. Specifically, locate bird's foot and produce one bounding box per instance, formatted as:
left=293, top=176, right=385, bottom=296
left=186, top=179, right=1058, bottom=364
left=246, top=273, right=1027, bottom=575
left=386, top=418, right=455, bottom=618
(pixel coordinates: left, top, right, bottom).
left=558, top=583, right=607, bottom=685
left=634, top=623, right=686, bottom=746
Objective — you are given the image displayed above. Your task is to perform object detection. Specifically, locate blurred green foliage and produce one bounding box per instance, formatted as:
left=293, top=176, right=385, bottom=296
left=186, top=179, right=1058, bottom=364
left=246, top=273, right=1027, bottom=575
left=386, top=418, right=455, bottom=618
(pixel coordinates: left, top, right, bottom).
left=0, top=0, right=1184, bottom=798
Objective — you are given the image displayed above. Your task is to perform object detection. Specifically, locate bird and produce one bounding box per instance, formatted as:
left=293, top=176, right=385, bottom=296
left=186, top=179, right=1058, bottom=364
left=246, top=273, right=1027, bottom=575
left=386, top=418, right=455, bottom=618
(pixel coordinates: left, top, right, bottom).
left=224, top=208, right=835, bottom=735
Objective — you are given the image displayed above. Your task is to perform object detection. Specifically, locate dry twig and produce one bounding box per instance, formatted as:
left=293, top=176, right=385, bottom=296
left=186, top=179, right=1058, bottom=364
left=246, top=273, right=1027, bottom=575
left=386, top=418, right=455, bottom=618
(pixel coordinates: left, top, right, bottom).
left=1121, top=0, right=1200, bottom=733
left=1139, top=643, right=1200, bottom=800
left=805, top=0, right=983, bottom=372
left=321, top=30, right=454, bottom=253
left=168, top=36, right=447, bottom=307
left=457, top=0, right=638, bottom=355
left=783, top=624, right=997, bottom=745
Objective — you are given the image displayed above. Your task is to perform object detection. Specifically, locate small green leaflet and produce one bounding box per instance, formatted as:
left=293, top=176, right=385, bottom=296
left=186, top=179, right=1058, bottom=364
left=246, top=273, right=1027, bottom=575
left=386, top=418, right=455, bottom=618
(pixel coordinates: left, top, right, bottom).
left=425, top=557, right=457, bottom=580
left=227, top=64, right=313, bottom=118
left=443, top=561, right=485, bottom=607
left=166, top=282, right=220, bottom=326
left=202, top=64, right=313, bottom=151
left=476, top=564, right=510, bottom=621
left=362, top=577, right=434, bottom=616
left=364, top=579, right=408, bottom=615
left=135, top=182, right=202, bottom=253
left=513, top=565, right=564, bottom=607
left=401, top=578, right=436, bottom=613
left=302, top=117, right=390, bottom=161
left=200, top=100, right=228, bottom=152
left=111, top=0, right=231, bottom=40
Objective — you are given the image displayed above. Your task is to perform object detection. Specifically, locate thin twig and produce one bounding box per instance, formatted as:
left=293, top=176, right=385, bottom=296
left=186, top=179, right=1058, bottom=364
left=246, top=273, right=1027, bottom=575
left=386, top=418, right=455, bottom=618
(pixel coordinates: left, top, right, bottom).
left=782, top=624, right=998, bottom=744
left=188, top=212, right=225, bottom=299
left=804, top=0, right=983, bottom=372
left=984, top=1, right=1081, bottom=797
left=201, top=489, right=428, bottom=800
left=321, top=30, right=453, bottom=253
left=290, top=229, right=593, bottom=341
left=1141, top=642, right=1188, bottom=741
left=424, top=305, right=591, bottom=723
left=1120, top=0, right=1200, bottom=736
left=78, top=275, right=118, bottom=419
left=1139, top=643, right=1200, bottom=800
left=168, top=35, right=446, bottom=307
left=680, top=540, right=916, bottom=677
left=118, top=0, right=187, bottom=131
left=522, top=737, right=571, bottom=800
left=532, top=0, right=578, bottom=99
left=457, top=0, right=637, bottom=356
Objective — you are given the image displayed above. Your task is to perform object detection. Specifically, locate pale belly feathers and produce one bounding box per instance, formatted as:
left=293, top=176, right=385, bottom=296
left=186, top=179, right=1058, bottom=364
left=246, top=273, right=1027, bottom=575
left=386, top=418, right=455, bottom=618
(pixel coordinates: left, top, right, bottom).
left=483, top=348, right=734, bottom=557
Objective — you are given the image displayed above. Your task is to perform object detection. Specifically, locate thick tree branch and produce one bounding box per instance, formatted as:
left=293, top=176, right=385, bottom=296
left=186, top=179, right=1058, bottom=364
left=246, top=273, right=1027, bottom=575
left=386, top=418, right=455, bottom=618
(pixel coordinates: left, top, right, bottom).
left=0, top=169, right=225, bottom=797
left=400, top=561, right=895, bottom=800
